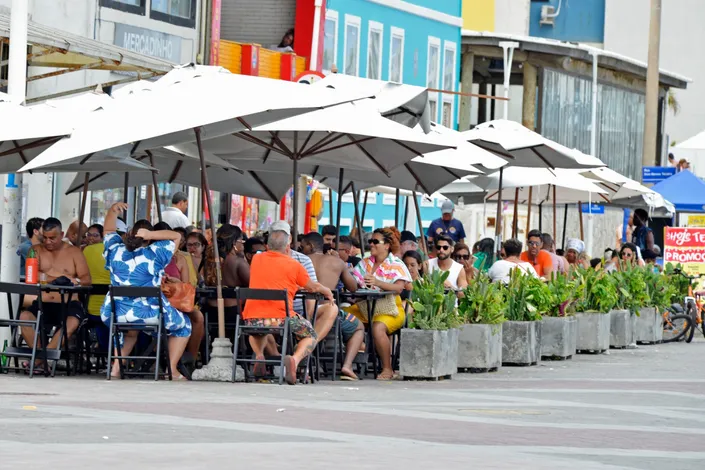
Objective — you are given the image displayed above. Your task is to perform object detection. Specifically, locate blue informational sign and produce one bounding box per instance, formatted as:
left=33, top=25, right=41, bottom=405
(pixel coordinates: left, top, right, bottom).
left=642, top=166, right=676, bottom=183
left=622, top=208, right=630, bottom=243
left=581, top=203, right=605, bottom=214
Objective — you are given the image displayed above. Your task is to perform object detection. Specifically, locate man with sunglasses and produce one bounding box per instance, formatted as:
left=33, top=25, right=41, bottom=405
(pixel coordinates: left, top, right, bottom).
left=427, top=235, right=467, bottom=290
left=520, top=230, right=553, bottom=279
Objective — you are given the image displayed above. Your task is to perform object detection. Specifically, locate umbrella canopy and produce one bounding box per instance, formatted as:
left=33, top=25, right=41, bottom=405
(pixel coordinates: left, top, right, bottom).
left=580, top=167, right=675, bottom=214
left=62, top=147, right=292, bottom=202
left=462, top=119, right=606, bottom=170
left=311, top=73, right=432, bottom=133
left=20, top=64, right=377, bottom=173
left=651, top=170, right=705, bottom=213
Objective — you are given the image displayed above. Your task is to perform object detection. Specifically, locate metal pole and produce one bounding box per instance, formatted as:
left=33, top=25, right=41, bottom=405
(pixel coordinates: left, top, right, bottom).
left=351, top=183, right=364, bottom=257
left=335, top=169, right=344, bottom=251
left=291, top=158, right=299, bottom=247
left=328, top=187, right=334, bottom=226
left=412, top=191, right=428, bottom=256
left=147, top=151, right=162, bottom=222
left=642, top=0, right=662, bottom=173
left=361, top=190, right=369, bottom=223
left=578, top=201, right=584, bottom=241
left=562, top=203, right=568, bottom=249
left=394, top=188, right=400, bottom=227
left=195, top=128, right=225, bottom=339
left=494, top=167, right=504, bottom=259
left=78, top=173, right=90, bottom=245
left=552, top=185, right=557, bottom=238
left=511, top=188, right=519, bottom=238
left=499, top=41, right=519, bottom=119
left=403, top=195, right=410, bottom=230
left=526, top=186, right=532, bottom=238
left=538, top=203, right=543, bottom=232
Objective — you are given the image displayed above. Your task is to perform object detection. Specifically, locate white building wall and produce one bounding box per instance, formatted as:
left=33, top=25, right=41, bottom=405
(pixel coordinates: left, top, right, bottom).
left=604, top=0, right=703, bottom=145
left=494, top=0, right=530, bottom=36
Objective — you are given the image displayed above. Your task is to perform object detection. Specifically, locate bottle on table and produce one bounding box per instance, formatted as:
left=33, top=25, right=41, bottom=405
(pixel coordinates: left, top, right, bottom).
left=25, top=248, right=38, bottom=284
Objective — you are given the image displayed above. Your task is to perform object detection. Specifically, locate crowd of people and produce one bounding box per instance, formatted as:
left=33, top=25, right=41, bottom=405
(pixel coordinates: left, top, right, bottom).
left=13, top=192, right=661, bottom=384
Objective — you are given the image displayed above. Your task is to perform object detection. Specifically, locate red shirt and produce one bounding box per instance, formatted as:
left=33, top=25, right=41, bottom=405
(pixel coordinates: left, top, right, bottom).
left=520, top=250, right=553, bottom=277
left=242, top=251, right=310, bottom=319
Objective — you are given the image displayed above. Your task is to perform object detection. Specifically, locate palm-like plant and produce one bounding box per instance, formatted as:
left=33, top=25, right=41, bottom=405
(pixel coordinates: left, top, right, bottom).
left=572, top=267, right=618, bottom=313
left=503, top=268, right=550, bottom=321
left=458, top=274, right=506, bottom=325
left=409, top=270, right=461, bottom=330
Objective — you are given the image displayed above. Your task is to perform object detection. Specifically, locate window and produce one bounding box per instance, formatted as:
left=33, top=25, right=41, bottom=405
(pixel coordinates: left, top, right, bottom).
left=367, top=21, right=383, bottom=80
left=100, top=0, right=145, bottom=15
left=389, top=27, right=404, bottom=83
left=343, top=15, right=361, bottom=76
left=442, top=41, right=457, bottom=128
left=323, top=10, right=339, bottom=73
left=427, top=37, right=441, bottom=123
left=150, top=0, right=197, bottom=28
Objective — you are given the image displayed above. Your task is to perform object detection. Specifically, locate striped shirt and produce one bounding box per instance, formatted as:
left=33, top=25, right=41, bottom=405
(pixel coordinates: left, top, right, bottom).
left=290, top=250, right=317, bottom=314
left=352, top=253, right=411, bottom=289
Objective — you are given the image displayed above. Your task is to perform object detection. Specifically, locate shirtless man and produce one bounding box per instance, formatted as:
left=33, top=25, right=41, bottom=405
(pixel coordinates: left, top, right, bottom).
left=301, top=231, right=364, bottom=380
left=19, top=218, right=92, bottom=364
left=65, top=220, right=88, bottom=248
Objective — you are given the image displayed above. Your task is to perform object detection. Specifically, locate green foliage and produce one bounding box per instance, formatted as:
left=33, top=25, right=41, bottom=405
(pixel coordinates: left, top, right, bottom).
left=502, top=268, right=549, bottom=322
left=644, top=266, right=677, bottom=310
left=458, top=274, right=506, bottom=325
left=664, top=263, right=691, bottom=304
left=409, top=270, right=461, bottom=330
left=545, top=273, right=576, bottom=317
left=610, top=264, right=648, bottom=313
left=571, top=266, right=618, bottom=313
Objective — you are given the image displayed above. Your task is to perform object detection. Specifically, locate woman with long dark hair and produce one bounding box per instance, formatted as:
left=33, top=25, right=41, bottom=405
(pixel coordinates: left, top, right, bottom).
left=472, top=238, right=495, bottom=273
left=100, top=203, right=191, bottom=380
left=204, top=224, right=250, bottom=323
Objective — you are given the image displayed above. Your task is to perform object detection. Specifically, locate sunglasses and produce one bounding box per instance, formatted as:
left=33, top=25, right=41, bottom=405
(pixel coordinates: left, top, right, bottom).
left=436, top=245, right=451, bottom=251
left=527, top=241, right=541, bottom=247
left=622, top=252, right=633, bottom=258
left=454, top=254, right=471, bottom=261
left=369, top=239, right=383, bottom=245
left=186, top=242, right=202, bottom=248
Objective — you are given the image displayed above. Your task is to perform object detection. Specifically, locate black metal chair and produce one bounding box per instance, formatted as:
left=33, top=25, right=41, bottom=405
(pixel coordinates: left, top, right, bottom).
left=201, top=287, right=239, bottom=363
left=106, top=286, right=171, bottom=381
left=232, top=288, right=293, bottom=385
left=0, top=282, right=52, bottom=378
left=313, top=290, right=345, bottom=381
left=76, top=284, right=110, bottom=375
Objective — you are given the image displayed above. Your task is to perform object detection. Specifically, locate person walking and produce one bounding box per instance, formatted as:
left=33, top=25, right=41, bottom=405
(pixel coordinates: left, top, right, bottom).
left=427, top=200, right=466, bottom=244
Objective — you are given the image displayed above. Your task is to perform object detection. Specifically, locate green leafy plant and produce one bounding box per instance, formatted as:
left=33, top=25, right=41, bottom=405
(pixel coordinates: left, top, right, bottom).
left=545, top=273, right=576, bottom=317
left=458, top=273, right=506, bottom=325
left=571, top=267, right=618, bottom=313
left=502, top=268, right=549, bottom=322
left=643, top=266, right=676, bottom=310
left=609, top=264, right=648, bottom=314
left=409, top=270, right=461, bottom=330
left=664, top=263, right=691, bottom=304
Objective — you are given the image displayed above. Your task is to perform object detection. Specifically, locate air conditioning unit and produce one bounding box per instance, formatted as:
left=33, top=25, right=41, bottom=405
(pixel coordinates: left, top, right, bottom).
left=540, top=5, right=556, bottom=26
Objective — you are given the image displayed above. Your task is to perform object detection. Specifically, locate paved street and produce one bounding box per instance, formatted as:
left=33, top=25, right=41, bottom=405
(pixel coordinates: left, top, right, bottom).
left=2, top=339, right=705, bottom=470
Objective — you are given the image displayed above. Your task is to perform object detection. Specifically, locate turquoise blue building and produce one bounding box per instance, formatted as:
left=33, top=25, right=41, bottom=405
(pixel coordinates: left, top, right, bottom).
left=321, top=0, right=462, bottom=234
left=529, top=0, right=606, bottom=44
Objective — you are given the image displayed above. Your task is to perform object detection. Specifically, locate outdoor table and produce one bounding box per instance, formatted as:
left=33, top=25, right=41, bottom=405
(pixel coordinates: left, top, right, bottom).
left=338, top=289, right=394, bottom=379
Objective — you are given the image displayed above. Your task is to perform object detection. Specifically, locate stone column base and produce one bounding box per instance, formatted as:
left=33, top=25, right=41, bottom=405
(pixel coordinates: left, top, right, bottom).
left=192, top=338, right=244, bottom=382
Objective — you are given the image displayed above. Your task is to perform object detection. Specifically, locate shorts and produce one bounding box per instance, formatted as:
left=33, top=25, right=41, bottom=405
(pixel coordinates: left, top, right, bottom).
left=27, top=300, right=86, bottom=326
left=244, top=314, right=318, bottom=342
left=344, top=295, right=406, bottom=334
left=339, top=310, right=361, bottom=342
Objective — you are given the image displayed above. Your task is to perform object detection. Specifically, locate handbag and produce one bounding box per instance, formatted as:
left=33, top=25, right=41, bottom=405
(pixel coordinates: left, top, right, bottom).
left=161, top=279, right=196, bottom=313
left=355, top=294, right=399, bottom=322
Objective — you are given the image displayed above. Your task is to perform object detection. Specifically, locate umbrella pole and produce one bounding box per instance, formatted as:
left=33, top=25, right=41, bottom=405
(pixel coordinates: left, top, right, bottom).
left=335, top=168, right=344, bottom=250
left=526, top=186, right=533, bottom=236
left=495, top=167, right=504, bottom=260
left=578, top=201, right=584, bottom=240
left=538, top=203, right=543, bottom=232
left=562, top=203, right=568, bottom=249
left=195, top=127, right=224, bottom=339
left=328, top=187, right=334, bottom=227
left=412, top=191, right=428, bottom=257
left=292, top=158, right=299, bottom=247
left=512, top=188, right=519, bottom=238
left=78, top=172, right=90, bottom=245
left=147, top=151, right=162, bottom=222
left=403, top=195, right=410, bottom=230
left=552, top=185, right=557, bottom=239
left=351, top=183, right=363, bottom=256
left=395, top=188, right=400, bottom=227
left=361, top=191, right=369, bottom=224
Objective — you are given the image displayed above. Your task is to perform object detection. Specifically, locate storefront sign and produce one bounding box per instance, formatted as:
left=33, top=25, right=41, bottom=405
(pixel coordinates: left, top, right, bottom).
left=581, top=203, right=604, bottom=214
left=642, top=166, right=676, bottom=184
left=114, top=23, right=182, bottom=63
left=663, top=227, right=705, bottom=274
left=687, top=215, right=705, bottom=227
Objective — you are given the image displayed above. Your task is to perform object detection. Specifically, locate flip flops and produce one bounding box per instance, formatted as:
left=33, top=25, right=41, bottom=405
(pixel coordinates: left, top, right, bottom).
left=284, top=355, right=297, bottom=385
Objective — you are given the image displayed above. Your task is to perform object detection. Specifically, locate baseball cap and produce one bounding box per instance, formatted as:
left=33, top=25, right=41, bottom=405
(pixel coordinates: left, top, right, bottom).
left=269, top=220, right=291, bottom=236
left=400, top=230, right=417, bottom=244
left=115, top=219, right=128, bottom=234
left=441, top=200, right=454, bottom=214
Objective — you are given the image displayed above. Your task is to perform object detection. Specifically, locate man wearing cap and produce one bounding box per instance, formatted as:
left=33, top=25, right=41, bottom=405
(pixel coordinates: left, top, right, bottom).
left=162, top=192, right=191, bottom=229
left=427, top=200, right=466, bottom=245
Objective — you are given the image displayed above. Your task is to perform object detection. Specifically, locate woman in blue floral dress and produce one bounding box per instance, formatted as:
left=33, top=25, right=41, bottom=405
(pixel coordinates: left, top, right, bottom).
left=101, top=202, right=191, bottom=379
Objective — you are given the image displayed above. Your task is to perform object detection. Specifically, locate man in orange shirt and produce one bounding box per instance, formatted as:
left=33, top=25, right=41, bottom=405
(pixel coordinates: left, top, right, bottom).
left=242, top=228, right=333, bottom=385
left=520, top=229, right=554, bottom=279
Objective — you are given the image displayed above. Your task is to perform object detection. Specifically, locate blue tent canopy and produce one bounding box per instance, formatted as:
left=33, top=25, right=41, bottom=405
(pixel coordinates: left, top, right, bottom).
left=651, top=170, right=705, bottom=213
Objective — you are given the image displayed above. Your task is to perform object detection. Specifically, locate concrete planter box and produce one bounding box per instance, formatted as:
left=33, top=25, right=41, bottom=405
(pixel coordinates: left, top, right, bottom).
left=610, top=309, right=637, bottom=348
left=635, top=307, right=663, bottom=344
left=457, top=323, right=502, bottom=372
left=501, top=320, right=541, bottom=366
left=540, top=316, right=577, bottom=360
left=400, top=328, right=459, bottom=380
left=576, top=312, right=611, bottom=353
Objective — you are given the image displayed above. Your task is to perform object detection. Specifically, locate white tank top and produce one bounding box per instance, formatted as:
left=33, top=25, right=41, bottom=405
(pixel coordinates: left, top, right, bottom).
left=427, top=258, right=464, bottom=289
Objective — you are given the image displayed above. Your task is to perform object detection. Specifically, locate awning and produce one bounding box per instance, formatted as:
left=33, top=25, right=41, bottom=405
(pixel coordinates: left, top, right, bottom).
left=0, top=12, right=173, bottom=103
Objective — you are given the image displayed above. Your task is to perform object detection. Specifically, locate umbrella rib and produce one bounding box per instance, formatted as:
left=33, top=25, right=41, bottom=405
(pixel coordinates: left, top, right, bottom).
left=443, top=167, right=463, bottom=180
left=306, top=136, right=376, bottom=157
left=168, top=160, right=183, bottom=183
left=129, top=141, right=141, bottom=156
left=391, top=139, right=425, bottom=158
left=345, top=134, right=390, bottom=177
left=268, top=131, right=293, bottom=157
left=311, top=165, right=320, bottom=179
left=79, top=153, right=95, bottom=165
left=302, top=133, right=345, bottom=156
left=599, top=181, right=620, bottom=193
left=598, top=193, right=611, bottom=204
left=237, top=117, right=253, bottom=131
left=11, top=140, right=29, bottom=165
left=298, top=131, right=315, bottom=154
left=471, top=141, right=516, bottom=160
left=404, top=162, right=432, bottom=195
left=0, top=136, right=61, bottom=158
left=248, top=170, right=278, bottom=201
left=233, top=132, right=290, bottom=157
left=383, top=106, right=421, bottom=119
left=530, top=147, right=556, bottom=170
left=65, top=171, right=108, bottom=195
left=261, top=135, right=277, bottom=164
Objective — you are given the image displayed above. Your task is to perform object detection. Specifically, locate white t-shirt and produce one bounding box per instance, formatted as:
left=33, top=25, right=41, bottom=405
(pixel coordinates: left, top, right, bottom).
left=162, top=207, right=191, bottom=229
left=488, top=259, right=538, bottom=284
left=427, top=257, right=464, bottom=289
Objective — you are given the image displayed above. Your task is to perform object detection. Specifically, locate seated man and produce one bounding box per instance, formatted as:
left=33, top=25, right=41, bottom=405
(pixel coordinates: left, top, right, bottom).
left=337, top=235, right=361, bottom=268
left=65, top=220, right=88, bottom=248
left=301, top=232, right=364, bottom=380
left=244, top=237, right=266, bottom=266
left=242, top=229, right=333, bottom=385
left=19, top=218, right=92, bottom=365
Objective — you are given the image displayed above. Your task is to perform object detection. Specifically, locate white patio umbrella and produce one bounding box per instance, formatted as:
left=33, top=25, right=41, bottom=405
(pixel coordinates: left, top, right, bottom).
left=581, top=167, right=675, bottom=215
